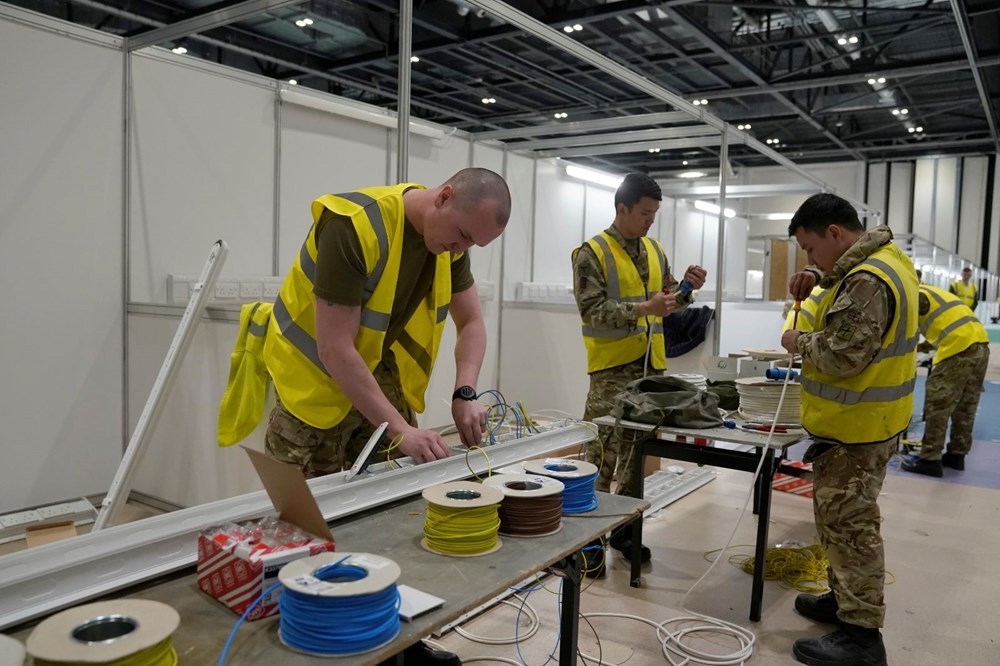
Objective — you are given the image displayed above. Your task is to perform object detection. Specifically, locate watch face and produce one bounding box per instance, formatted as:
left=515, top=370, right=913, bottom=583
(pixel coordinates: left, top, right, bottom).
left=456, top=386, right=477, bottom=400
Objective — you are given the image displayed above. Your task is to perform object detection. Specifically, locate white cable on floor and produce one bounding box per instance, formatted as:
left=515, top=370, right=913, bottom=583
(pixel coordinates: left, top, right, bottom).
left=453, top=597, right=541, bottom=644
left=577, top=357, right=795, bottom=666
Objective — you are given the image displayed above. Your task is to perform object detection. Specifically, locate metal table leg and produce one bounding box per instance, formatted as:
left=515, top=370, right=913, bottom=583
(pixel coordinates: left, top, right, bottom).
left=749, top=448, right=775, bottom=622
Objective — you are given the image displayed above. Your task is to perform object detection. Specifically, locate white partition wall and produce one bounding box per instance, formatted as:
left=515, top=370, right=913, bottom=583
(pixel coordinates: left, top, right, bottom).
left=0, top=14, right=124, bottom=510
left=887, top=161, right=914, bottom=234
left=958, top=157, right=989, bottom=264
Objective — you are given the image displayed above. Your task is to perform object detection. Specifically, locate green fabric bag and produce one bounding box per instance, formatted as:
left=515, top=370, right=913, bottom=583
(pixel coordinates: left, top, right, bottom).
left=611, top=375, right=723, bottom=429
left=706, top=379, right=740, bottom=411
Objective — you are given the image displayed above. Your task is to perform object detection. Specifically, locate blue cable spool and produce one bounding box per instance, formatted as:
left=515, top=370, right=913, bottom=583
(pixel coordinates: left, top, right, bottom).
left=523, top=458, right=599, bottom=514
left=277, top=553, right=401, bottom=657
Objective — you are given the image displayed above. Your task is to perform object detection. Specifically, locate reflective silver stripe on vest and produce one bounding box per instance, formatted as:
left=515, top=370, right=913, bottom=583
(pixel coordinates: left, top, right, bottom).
left=937, top=315, right=981, bottom=341
left=396, top=330, right=432, bottom=376
left=649, top=240, right=666, bottom=285
left=800, top=375, right=916, bottom=405
left=922, top=287, right=948, bottom=307
left=437, top=304, right=449, bottom=324
left=808, top=292, right=824, bottom=306
left=273, top=296, right=330, bottom=376
left=592, top=235, right=621, bottom=300
left=799, top=309, right=815, bottom=325
left=336, top=191, right=388, bottom=301
left=581, top=325, right=647, bottom=339
left=922, top=299, right=963, bottom=337
left=248, top=303, right=268, bottom=336
left=299, top=241, right=316, bottom=283
left=866, top=258, right=918, bottom=361
left=650, top=322, right=664, bottom=334
left=360, top=307, right=390, bottom=332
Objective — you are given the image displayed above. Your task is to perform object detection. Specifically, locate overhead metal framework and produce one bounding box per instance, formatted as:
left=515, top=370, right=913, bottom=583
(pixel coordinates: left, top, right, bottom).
left=9, top=0, right=999, bottom=172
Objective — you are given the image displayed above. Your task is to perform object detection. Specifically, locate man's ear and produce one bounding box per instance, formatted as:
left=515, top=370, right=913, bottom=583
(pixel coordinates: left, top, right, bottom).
left=827, top=224, right=840, bottom=241
left=435, top=184, right=455, bottom=208
left=615, top=202, right=628, bottom=216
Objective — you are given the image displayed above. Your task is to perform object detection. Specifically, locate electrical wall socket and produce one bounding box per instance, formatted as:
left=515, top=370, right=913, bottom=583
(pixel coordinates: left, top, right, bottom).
left=262, top=280, right=282, bottom=300
left=240, top=282, right=263, bottom=299
left=0, top=510, right=42, bottom=528
left=37, top=504, right=75, bottom=520
left=215, top=282, right=240, bottom=299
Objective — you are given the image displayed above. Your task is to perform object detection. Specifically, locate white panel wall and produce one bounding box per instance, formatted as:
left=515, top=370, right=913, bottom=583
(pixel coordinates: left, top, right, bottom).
left=933, top=158, right=958, bottom=251
left=129, top=54, right=276, bottom=302
left=911, top=159, right=936, bottom=241
left=741, top=161, right=864, bottom=218
left=583, top=184, right=616, bottom=242
left=0, top=17, right=123, bottom=510
left=887, top=161, right=913, bottom=234
left=532, top=160, right=584, bottom=284
left=958, top=157, right=988, bottom=264
left=866, top=163, right=888, bottom=227
left=501, top=153, right=536, bottom=297
left=277, top=105, right=389, bottom=272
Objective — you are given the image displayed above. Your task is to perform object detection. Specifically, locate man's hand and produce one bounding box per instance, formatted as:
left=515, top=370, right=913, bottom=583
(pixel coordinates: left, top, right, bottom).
left=684, top=265, right=708, bottom=290
left=396, top=427, right=451, bottom=464
left=452, top=399, right=487, bottom=447
left=781, top=329, right=801, bottom=354
left=789, top=271, right=817, bottom=301
left=639, top=291, right=679, bottom=318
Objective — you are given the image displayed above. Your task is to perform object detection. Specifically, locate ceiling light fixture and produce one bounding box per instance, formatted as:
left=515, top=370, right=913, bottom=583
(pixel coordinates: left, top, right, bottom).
left=280, top=89, right=447, bottom=139
left=892, top=109, right=900, bottom=115
left=877, top=77, right=886, bottom=84
left=573, top=24, right=583, bottom=31
left=900, top=108, right=908, bottom=115
left=916, top=126, right=924, bottom=132
left=565, top=164, right=624, bottom=189
left=171, top=46, right=187, bottom=54
left=563, top=25, right=573, bottom=33
left=848, top=35, right=859, bottom=44
left=692, top=100, right=702, bottom=106
left=481, top=97, right=496, bottom=104
left=837, top=37, right=847, bottom=46
left=678, top=171, right=707, bottom=179
left=410, top=56, right=420, bottom=63
left=295, top=17, right=314, bottom=27
left=867, top=78, right=877, bottom=85
left=765, top=212, right=794, bottom=221
left=908, top=127, right=916, bottom=133
left=694, top=200, right=736, bottom=218
left=682, top=160, right=689, bottom=165
left=648, top=148, right=661, bottom=153
left=288, top=79, right=298, bottom=85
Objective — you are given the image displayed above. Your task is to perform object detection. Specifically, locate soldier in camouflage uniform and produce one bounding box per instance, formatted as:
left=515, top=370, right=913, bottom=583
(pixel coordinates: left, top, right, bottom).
left=572, top=173, right=706, bottom=564
left=901, top=283, right=990, bottom=477
left=781, top=194, right=917, bottom=666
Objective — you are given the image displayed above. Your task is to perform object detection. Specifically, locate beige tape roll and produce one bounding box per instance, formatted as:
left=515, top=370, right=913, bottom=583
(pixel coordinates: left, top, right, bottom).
left=421, top=481, right=504, bottom=508
left=483, top=473, right=564, bottom=497
left=523, top=458, right=599, bottom=479
left=0, top=634, right=25, bottom=666
left=279, top=552, right=401, bottom=597
left=25, top=600, right=179, bottom=664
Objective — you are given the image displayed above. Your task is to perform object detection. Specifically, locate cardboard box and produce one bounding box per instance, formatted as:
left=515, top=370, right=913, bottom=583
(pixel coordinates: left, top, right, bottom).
left=196, top=448, right=336, bottom=621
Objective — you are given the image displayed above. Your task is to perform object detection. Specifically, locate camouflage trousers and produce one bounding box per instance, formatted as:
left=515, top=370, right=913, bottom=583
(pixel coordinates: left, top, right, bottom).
left=584, top=359, right=649, bottom=498
left=921, top=342, right=990, bottom=460
left=264, top=352, right=416, bottom=479
left=809, top=437, right=897, bottom=628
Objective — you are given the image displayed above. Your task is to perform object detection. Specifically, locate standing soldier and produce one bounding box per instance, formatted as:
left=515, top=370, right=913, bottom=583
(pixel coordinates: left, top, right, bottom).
left=572, top=173, right=706, bottom=565
left=902, top=283, right=989, bottom=476
left=949, top=266, right=979, bottom=312
left=781, top=193, right=918, bottom=666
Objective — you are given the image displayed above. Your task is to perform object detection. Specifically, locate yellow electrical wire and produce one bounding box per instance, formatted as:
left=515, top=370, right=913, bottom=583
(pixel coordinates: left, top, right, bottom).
left=423, top=503, right=501, bottom=555
left=465, top=446, right=493, bottom=480
left=34, top=638, right=177, bottom=666
left=385, top=433, right=404, bottom=468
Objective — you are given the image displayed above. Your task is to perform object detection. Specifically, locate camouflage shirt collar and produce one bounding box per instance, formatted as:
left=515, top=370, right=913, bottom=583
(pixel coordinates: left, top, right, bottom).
left=824, top=225, right=894, bottom=284
left=605, top=225, right=641, bottom=254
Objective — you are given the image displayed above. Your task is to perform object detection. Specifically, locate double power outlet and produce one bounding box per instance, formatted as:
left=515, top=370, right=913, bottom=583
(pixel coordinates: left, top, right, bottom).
left=168, top=274, right=283, bottom=306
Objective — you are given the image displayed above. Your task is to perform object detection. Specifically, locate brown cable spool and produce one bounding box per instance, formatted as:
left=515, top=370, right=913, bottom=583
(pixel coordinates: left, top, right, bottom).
left=482, top=474, right=564, bottom=537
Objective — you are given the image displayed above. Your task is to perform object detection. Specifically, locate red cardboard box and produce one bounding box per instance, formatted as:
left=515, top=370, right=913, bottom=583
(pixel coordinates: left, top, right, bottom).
left=772, top=460, right=814, bottom=498
left=196, top=448, right=336, bottom=620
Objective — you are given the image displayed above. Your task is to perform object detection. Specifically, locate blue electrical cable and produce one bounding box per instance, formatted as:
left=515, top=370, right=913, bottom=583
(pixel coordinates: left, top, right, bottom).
left=548, top=469, right=599, bottom=513
left=217, top=558, right=400, bottom=665
left=280, top=562, right=401, bottom=656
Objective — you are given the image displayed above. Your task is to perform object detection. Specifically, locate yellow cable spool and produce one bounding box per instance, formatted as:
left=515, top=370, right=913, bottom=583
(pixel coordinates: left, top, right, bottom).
left=421, top=482, right=503, bottom=557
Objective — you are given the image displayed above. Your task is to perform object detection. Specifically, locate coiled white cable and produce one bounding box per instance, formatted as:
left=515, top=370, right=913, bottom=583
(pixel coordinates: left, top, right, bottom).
left=453, top=597, right=541, bottom=645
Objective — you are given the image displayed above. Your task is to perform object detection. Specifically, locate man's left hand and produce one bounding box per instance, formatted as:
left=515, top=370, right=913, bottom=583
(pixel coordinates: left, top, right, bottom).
left=684, top=265, right=708, bottom=290
left=781, top=329, right=800, bottom=354
left=453, top=399, right=487, bottom=448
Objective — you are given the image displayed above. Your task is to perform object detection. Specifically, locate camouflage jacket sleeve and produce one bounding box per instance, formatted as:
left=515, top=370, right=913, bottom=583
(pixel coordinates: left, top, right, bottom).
left=573, top=244, right=642, bottom=330
left=795, top=273, right=891, bottom=378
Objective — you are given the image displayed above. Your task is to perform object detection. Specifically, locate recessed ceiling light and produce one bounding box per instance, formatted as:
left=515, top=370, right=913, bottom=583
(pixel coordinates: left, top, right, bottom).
left=908, top=127, right=916, bottom=133
left=848, top=35, right=859, bottom=44
left=573, top=24, right=583, bottom=31
left=877, top=77, right=886, bottom=84
left=692, top=100, right=702, bottom=106
left=288, top=79, right=298, bottom=85
left=900, top=108, right=908, bottom=115
left=837, top=37, right=847, bottom=46
left=678, top=171, right=707, bottom=179
left=410, top=56, right=420, bottom=63
left=892, top=109, right=900, bottom=115
left=916, top=126, right=924, bottom=132
left=482, top=97, right=490, bottom=104
left=171, top=46, right=187, bottom=54
left=868, top=78, right=877, bottom=85
left=563, top=25, right=574, bottom=33
left=700, top=99, right=708, bottom=105
left=682, top=160, right=689, bottom=166
left=295, top=17, right=313, bottom=27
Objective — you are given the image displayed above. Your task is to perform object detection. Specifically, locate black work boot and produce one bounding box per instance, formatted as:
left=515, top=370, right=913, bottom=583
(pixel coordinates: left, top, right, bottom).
left=794, top=591, right=839, bottom=624
left=581, top=539, right=606, bottom=579
left=379, top=641, right=462, bottom=666
left=609, top=522, right=651, bottom=563
left=900, top=456, right=943, bottom=478
left=942, top=452, right=965, bottom=470
left=792, top=624, right=886, bottom=666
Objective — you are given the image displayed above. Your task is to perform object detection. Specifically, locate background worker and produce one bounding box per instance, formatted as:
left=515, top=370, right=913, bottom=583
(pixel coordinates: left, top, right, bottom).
left=780, top=193, right=918, bottom=666
left=261, top=168, right=510, bottom=480
left=572, top=172, right=706, bottom=565
left=901, top=283, right=989, bottom=477
left=949, top=266, right=979, bottom=312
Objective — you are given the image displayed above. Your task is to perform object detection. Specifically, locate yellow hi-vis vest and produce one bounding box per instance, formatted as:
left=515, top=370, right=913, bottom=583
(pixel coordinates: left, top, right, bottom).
left=218, top=302, right=273, bottom=446
left=950, top=280, right=977, bottom=309
left=919, top=284, right=988, bottom=365
left=576, top=232, right=667, bottom=373
left=263, top=184, right=454, bottom=429
left=783, top=286, right=826, bottom=333
left=800, top=243, right=918, bottom=444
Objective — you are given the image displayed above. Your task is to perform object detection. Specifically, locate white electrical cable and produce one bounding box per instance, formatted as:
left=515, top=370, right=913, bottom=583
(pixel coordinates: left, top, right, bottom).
left=453, top=597, right=541, bottom=644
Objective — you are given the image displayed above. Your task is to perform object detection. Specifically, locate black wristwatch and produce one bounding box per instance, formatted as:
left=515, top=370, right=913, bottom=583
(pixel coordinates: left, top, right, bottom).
left=452, top=385, right=477, bottom=401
